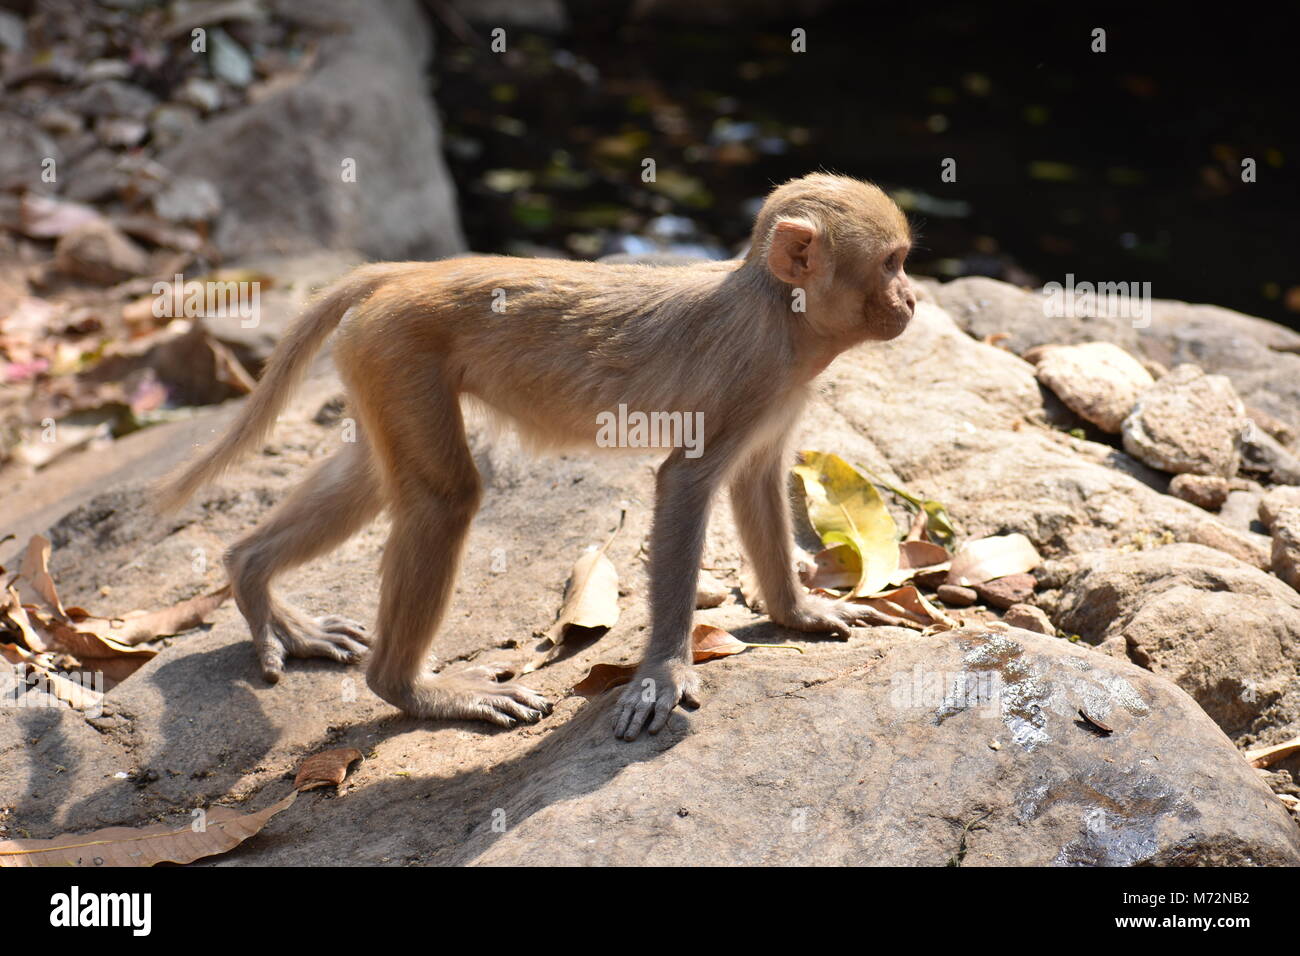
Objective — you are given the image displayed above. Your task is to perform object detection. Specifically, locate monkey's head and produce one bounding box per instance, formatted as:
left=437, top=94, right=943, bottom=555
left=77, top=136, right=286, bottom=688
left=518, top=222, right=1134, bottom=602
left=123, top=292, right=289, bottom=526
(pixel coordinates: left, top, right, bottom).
left=752, top=173, right=916, bottom=345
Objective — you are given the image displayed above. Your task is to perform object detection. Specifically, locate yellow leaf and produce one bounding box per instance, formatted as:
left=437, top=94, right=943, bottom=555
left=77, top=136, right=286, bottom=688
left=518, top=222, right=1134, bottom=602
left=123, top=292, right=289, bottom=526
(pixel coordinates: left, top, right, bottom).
left=793, top=451, right=899, bottom=596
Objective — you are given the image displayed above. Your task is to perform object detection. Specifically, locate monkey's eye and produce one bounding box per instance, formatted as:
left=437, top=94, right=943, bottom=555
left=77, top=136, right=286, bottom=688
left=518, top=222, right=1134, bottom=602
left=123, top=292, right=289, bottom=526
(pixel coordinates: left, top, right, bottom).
left=884, top=251, right=904, bottom=272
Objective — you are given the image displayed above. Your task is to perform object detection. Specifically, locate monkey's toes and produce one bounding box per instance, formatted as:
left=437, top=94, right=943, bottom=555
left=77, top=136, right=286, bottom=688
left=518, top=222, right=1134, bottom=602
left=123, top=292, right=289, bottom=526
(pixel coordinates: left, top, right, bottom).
left=461, top=662, right=516, bottom=682
left=317, top=615, right=370, bottom=644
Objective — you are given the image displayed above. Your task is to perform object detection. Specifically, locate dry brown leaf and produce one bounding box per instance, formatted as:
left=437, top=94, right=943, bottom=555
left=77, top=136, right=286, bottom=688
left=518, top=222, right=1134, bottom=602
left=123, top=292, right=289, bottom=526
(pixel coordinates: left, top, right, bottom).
left=68, top=585, right=231, bottom=647
left=1, top=642, right=105, bottom=712
left=570, top=625, right=802, bottom=698
left=16, top=534, right=65, bottom=616
left=946, top=533, right=1042, bottom=587
left=25, top=664, right=105, bottom=712
left=294, top=748, right=364, bottom=791
left=899, top=540, right=950, bottom=570
left=19, top=194, right=104, bottom=239
left=1, top=586, right=45, bottom=650
left=1245, top=737, right=1300, bottom=769
left=799, top=544, right=860, bottom=591
left=549, top=547, right=619, bottom=645
left=851, top=585, right=959, bottom=631
left=0, top=792, right=298, bottom=867
left=0, top=642, right=29, bottom=665
left=571, top=661, right=638, bottom=698
left=691, top=624, right=750, bottom=661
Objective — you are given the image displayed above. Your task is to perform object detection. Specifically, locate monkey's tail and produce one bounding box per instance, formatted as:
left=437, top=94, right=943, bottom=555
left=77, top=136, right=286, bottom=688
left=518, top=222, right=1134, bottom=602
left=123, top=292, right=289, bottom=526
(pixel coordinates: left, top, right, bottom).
left=157, top=266, right=388, bottom=512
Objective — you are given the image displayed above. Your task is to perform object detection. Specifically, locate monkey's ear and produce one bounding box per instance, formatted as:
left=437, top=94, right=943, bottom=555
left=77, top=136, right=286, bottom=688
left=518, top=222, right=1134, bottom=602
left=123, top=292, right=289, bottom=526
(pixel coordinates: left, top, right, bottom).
left=766, top=219, right=822, bottom=285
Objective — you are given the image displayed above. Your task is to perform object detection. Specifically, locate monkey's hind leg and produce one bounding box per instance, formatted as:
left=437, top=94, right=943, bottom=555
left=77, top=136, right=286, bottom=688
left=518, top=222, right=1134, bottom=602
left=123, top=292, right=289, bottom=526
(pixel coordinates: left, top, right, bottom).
left=225, top=437, right=384, bottom=682
left=361, top=378, right=551, bottom=728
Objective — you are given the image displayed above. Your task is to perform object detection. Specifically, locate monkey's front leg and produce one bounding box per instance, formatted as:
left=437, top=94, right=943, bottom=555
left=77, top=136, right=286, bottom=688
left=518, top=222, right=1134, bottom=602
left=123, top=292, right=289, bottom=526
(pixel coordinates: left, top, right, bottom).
left=612, top=454, right=714, bottom=740
left=730, top=446, right=889, bottom=640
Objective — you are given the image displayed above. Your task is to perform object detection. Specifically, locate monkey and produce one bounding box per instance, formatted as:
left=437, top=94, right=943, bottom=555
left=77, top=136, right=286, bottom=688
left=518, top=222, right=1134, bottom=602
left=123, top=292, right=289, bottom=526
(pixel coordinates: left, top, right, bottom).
left=160, top=172, right=917, bottom=740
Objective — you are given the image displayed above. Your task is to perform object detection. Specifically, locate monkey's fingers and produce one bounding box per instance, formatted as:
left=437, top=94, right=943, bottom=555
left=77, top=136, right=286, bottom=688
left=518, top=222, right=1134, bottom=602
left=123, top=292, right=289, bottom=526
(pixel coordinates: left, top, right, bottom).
left=612, top=689, right=646, bottom=740
left=647, top=687, right=687, bottom=735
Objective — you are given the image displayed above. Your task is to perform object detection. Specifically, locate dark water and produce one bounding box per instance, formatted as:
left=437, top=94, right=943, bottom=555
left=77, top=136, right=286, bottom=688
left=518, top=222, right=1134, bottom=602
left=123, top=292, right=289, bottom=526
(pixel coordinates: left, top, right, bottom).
left=432, top=3, right=1298, bottom=328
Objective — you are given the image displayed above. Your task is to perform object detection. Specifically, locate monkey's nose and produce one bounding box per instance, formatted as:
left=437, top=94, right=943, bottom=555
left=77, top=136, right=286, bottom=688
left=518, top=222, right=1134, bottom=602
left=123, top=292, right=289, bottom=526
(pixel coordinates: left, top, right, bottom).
left=904, top=288, right=916, bottom=314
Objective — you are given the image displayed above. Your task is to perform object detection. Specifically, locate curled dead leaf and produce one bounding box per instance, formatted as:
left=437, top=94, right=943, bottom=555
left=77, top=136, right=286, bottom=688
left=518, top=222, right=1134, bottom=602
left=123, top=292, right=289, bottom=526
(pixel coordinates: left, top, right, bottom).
left=294, top=748, right=364, bottom=791
left=1245, top=737, right=1300, bottom=769
left=569, top=625, right=802, bottom=699
left=0, top=792, right=298, bottom=867
left=571, top=661, right=638, bottom=698
left=16, top=535, right=65, bottom=616
left=946, top=533, right=1042, bottom=587
left=792, top=451, right=900, bottom=596
left=548, top=516, right=624, bottom=646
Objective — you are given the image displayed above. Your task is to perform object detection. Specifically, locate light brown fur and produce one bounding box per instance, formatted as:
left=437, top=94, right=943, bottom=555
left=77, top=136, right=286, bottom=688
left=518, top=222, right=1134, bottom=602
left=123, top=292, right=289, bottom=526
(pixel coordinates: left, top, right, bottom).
left=161, top=173, right=916, bottom=739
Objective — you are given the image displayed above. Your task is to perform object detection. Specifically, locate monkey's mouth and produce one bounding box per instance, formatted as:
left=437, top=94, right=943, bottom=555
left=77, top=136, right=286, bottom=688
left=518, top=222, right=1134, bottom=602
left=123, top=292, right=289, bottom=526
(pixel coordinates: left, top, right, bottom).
left=872, top=309, right=913, bottom=341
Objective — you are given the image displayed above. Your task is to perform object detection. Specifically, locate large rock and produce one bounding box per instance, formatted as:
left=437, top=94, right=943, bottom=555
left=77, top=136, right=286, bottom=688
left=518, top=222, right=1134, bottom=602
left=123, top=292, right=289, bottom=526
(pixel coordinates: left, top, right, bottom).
left=460, top=628, right=1299, bottom=866
left=1168, top=473, right=1229, bottom=511
left=935, top=276, right=1300, bottom=440
left=936, top=275, right=1142, bottom=356
left=1033, top=342, right=1153, bottom=433
left=1121, top=364, right=1246, bottom=477
left=1241, top=427, right=1300, bottom=485
left=811, top=301, right=1231, bottom=557
left=53, top=219, right=151, bottom=284
left=1038, top=544, right=1300, bottom=736
left=5, top=278, right=1299, bottom=866
left=159, top=0, right=464, bottom=261
left=1273, top=508, right=1300, bottom=592
left=0, top=112, right=60, bottom=192
left=1261, top=487, right=1300, bottom=530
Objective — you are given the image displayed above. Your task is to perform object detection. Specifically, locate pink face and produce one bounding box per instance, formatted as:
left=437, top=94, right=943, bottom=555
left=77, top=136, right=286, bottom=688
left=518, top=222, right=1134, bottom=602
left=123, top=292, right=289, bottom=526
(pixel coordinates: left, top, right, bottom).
left=861, top=242, right=916, bottom=341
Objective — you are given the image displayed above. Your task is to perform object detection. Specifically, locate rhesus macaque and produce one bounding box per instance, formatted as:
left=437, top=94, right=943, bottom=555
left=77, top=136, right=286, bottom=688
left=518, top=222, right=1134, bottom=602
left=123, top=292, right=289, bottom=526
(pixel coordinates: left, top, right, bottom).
left=161, top=173, right=917, bottom=740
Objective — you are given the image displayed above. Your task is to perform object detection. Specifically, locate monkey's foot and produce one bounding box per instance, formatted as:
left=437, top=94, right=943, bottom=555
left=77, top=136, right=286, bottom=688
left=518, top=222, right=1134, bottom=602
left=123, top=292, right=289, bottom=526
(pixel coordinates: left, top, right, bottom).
left=259, top=600, right=371, bottom=682
left=772, top=595, right=892, bottom=639
left=612, top=659, right=701, bottom=741
left=375, top=664, right=552, bottom=728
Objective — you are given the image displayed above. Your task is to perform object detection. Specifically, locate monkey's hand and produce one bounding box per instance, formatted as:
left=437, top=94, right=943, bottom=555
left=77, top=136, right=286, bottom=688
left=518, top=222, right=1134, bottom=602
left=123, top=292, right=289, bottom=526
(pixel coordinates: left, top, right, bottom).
left=612, top=658, right=701, bottom=741
left=771, top=595, right=895, bottom=639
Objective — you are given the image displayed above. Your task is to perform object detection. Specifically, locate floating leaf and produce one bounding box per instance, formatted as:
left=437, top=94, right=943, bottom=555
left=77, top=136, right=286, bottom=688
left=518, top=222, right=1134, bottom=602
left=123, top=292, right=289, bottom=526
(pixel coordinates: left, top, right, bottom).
left=792, top=451, right=899, bottom=597
left=946, top=533, right=1042, bottom=587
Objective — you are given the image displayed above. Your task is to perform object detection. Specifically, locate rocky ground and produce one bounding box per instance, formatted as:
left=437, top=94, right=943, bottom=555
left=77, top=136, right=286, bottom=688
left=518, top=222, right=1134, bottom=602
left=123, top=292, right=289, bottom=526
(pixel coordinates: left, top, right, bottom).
left=2, top=0, right=1299, bottom=866
left=3, top=274, right=1300, bottom=865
